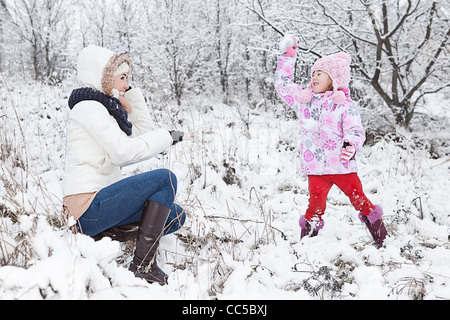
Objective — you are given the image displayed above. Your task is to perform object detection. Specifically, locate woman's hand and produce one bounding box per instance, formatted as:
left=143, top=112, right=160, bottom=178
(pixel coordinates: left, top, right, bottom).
left=112, top=88, right=132, bottom=113
left=119, top=95, right=132, bottom=114
left=170, top=131, right=196, bottom=145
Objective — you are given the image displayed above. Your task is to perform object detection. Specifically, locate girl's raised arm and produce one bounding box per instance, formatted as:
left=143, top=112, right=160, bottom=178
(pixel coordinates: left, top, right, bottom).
left=274, top=36, right=303, bottom=112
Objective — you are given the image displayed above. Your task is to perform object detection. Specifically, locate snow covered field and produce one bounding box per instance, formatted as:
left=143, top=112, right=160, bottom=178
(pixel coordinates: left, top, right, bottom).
left=0, top=81, right=449, bottom=300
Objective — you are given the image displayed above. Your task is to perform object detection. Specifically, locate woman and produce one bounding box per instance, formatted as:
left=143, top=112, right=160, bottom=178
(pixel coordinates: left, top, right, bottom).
left=62, top=45, right=191, bottom=285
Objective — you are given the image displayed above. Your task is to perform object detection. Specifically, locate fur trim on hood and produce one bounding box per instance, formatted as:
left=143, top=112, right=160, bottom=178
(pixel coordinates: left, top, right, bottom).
left=77, top=45, right=131, bottom=96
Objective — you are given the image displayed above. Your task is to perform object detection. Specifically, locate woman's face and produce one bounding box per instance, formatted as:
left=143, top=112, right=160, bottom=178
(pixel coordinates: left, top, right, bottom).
left=113, top=73, right=130, bottom=97
left=311, top=70, right=333, bottom=94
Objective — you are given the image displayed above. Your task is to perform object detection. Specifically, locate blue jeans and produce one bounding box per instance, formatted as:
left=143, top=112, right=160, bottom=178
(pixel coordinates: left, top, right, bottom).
left=77, top=169, right=186, bottom=237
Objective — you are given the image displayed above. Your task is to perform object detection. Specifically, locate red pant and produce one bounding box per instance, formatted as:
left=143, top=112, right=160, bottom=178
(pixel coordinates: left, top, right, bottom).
left=305, top=173, right=375, bottom=221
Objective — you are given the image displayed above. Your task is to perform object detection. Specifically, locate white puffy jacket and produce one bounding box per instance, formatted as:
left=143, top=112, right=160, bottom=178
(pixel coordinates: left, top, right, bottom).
left=62, top=46, right=173, bottom=197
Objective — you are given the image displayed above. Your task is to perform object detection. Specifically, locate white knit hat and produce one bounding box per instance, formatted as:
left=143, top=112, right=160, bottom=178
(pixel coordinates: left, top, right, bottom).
left=113, top=62, right=130, bottom=77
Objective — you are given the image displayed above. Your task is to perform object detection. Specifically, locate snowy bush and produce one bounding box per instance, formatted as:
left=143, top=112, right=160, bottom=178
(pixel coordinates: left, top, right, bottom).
left=0, top=79, right=449, bottom=299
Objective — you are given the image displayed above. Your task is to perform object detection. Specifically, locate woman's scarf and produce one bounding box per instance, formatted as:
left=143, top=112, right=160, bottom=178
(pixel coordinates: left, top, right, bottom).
left=68, top=87, right=132, bottom=136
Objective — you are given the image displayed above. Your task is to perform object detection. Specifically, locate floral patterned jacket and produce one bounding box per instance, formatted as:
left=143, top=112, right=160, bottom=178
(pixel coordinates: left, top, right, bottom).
left=275, top=54, right=366, bottom=175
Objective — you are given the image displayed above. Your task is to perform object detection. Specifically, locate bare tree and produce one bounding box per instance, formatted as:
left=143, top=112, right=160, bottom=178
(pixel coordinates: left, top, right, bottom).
left=314, top=0, right=449, bottom=127
left=78, top=0, right=113, bottom=48
left=115, top=0, right=141, bottom=53
left=215, top=0, right=232, bottom=102
left=1, top=0, right=72, bottom=81
left=142, top=0, right=207, bottom=106
left=1, top=0, right=447, bottom=114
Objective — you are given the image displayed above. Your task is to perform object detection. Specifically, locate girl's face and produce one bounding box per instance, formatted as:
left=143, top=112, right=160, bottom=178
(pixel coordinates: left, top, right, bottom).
left=113, top=73, right=130, bottom=97
left=311, top=70, right=333, bottom=94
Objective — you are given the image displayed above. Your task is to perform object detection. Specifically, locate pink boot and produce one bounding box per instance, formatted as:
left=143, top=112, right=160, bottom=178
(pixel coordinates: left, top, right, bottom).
left=299, top=215, right=324, bottom=239
left=359, top=205, right=387, bottom=248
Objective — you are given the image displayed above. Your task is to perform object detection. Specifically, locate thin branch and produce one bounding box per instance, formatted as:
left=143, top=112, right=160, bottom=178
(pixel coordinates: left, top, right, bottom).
left=317, top=0, right=380, bottom=48
left=413, top=83, right=450, bottom=107
left=402, top=27, right=450, bottom=105
left=239, top=0, right=322, bottom=57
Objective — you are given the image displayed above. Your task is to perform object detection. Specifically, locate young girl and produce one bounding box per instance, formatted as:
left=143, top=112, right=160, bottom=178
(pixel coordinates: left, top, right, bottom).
left=274, top=36, right=387, bottom=248
left=63, top=45, right=192, bottom=285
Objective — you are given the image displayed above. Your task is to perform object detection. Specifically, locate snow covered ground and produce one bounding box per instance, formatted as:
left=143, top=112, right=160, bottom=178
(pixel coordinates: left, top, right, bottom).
left=0, top=81, right=449, bottom=300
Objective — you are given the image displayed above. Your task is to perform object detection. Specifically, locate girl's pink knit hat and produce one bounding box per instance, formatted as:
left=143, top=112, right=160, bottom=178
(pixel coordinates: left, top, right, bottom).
left=299, top=52, right=352, bottom=105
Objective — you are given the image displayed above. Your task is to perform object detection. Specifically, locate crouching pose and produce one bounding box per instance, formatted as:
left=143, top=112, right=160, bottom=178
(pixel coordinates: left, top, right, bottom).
left=274, top=37, right=387, bottom=248
left=63, top=45, right=192, bottom=285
